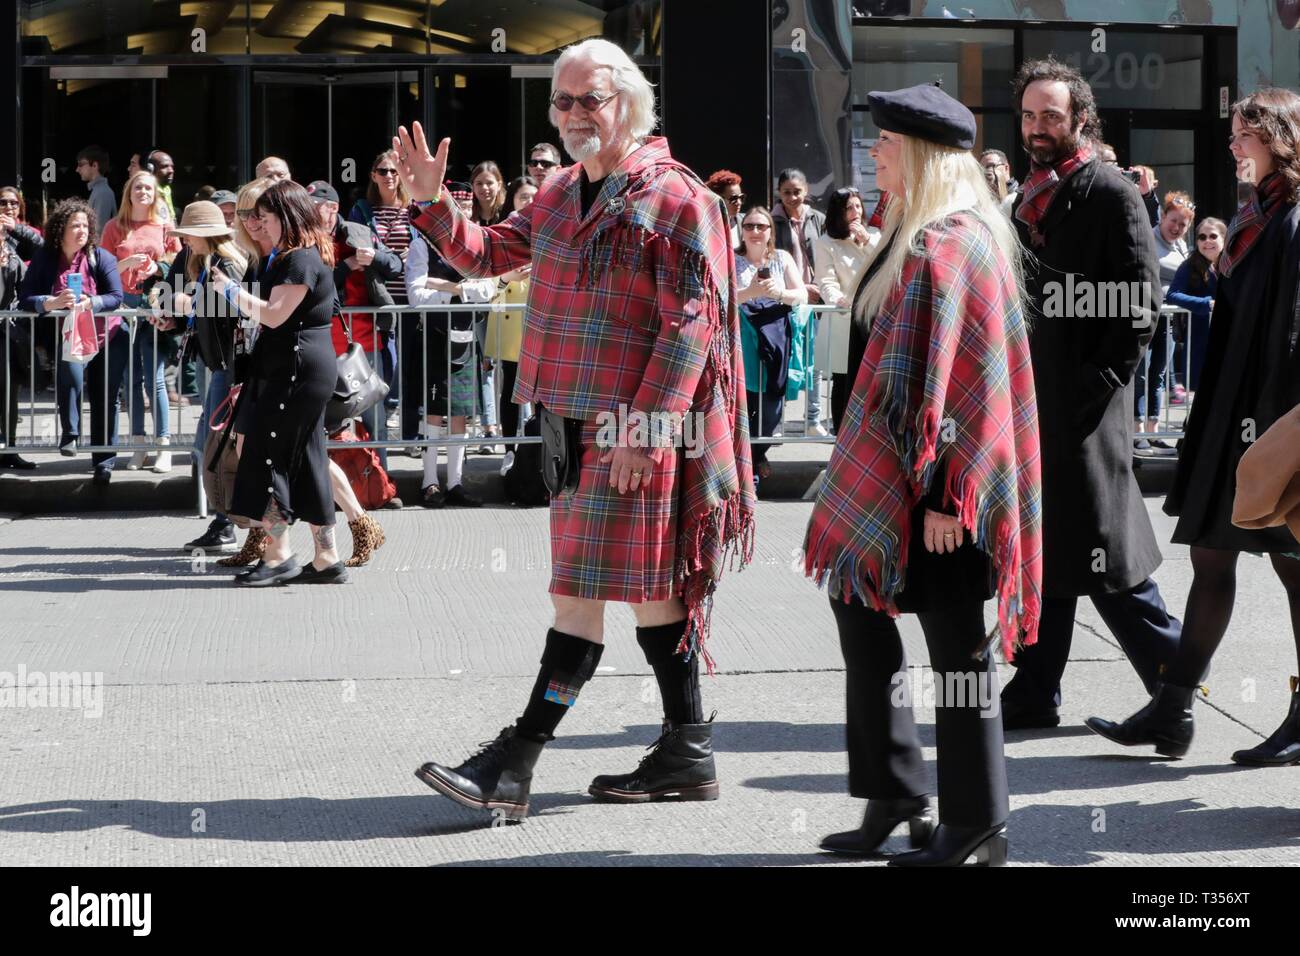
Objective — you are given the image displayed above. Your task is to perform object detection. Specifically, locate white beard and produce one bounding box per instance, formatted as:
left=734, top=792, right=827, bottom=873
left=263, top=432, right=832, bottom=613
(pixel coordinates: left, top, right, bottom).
left=563, top=128, right=603, bottom=161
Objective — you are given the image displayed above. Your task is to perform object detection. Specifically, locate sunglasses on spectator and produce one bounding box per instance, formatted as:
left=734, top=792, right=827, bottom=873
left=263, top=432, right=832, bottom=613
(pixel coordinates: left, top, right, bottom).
left=727, top=194, right=746, bottom=204
left=236, top=209, right=263, bottom=221
left=1196, top=233, right=1220, bottom=241
left=1168, top=197, right=1195, bottom=211
left=373, top=167, right=399, bottom=176
left=550, top=90, right=620, bottom=112
left=528, top=158, right=558, bottom=168
left=742, top=222, right=770, bottom=231
left=0, top=199, right=19, bottom=207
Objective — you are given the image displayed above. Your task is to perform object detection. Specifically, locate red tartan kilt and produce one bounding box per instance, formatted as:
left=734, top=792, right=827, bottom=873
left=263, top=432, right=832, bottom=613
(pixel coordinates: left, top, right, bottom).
left=549, top=419, right=681, bottom=604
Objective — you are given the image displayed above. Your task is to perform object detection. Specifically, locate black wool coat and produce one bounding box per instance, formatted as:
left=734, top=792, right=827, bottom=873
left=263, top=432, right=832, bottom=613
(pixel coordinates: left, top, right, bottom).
left=1165, top=200, right=1300, bottom=551
left=1013, top=158, right=1164, bottom=598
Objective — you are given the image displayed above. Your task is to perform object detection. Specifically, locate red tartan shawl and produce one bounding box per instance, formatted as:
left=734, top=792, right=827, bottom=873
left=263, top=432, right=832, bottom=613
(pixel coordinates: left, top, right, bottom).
left=1014, top=145, right=1093, bottom=246
left=1218, top=172, right=1291, bottom=277
left=803, top=214, right=1043, bottom=657
left=579, top=146, right=757, bottom=671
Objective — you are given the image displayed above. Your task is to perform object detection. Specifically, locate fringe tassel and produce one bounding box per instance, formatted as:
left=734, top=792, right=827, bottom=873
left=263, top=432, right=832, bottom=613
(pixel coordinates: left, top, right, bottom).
left=577, top=222, right=716, bottom=303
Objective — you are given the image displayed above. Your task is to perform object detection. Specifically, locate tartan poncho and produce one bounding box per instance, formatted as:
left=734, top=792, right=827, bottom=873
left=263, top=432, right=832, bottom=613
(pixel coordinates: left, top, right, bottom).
left=803, top=213, right=1043, bottom=657
left=411, top=137, right=755, bottom=668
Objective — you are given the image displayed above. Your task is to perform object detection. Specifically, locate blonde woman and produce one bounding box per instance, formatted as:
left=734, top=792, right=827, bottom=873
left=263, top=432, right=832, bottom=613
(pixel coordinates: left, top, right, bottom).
left=100, top=170, right=181, bottom=470
left=804, top=84, right=1041, bottom=866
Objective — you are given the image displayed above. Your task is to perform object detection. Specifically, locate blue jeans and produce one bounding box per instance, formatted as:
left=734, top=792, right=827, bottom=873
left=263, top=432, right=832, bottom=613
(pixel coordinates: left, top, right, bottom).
left=57, top=324, right=131, bottom=468
left=128, top=296, right=170, bottom=438
left=1134, top=314, right=1171, bottom=421
left=194, top=366, right=231, bottom=520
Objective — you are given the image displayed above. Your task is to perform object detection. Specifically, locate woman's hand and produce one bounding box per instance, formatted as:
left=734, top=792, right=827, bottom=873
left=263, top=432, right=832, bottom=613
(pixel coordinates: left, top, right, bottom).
left=75, top=295, right=94, bottom=313
left=350, top=247, right=375, bottom=269
left=759, top=277, right=783, bottom=299
left=210, top=266, right=230, bottom=291
left=392, top=122, right=449, bottom=203
left=600, top=444, right=660, bottom=495
left=501, top=265, right=531, bottom=283
left=923, top=509, right=964, bottom=554
left=118, top=253, right=148, bottom=271
left=45, top=289, right=76, bottom=312
left=848, top=221, right=871, bottom=245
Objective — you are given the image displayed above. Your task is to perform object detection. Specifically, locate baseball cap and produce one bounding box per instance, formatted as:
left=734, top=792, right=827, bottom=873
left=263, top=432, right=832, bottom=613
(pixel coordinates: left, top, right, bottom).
left=210, top=189, right=239, bottom=207
left=306, top=180, right=340, bottom=204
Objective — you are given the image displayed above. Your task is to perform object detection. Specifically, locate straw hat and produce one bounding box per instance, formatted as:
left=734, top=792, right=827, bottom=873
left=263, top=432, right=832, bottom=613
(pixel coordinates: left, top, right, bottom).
left=170, top=200, right=232, bottom=238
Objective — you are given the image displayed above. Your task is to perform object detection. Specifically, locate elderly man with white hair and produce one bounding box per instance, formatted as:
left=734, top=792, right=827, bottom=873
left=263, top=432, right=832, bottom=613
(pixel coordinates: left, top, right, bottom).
left=394, top=37, right=755, bottom=822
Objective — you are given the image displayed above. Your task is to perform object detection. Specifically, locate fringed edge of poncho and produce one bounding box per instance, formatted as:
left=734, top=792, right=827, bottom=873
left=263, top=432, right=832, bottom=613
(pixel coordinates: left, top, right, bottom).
left=803, top=395, right=1040, bottom=662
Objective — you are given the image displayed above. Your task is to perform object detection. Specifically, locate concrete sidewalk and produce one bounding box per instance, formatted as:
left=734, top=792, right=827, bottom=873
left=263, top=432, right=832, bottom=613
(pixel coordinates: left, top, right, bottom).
left=0, top=501, right=1297, bottom=865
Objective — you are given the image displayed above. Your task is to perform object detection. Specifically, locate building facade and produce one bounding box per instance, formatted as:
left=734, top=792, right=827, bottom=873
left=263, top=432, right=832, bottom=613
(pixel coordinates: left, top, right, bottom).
left=4, top=1, right=1298, bottom=228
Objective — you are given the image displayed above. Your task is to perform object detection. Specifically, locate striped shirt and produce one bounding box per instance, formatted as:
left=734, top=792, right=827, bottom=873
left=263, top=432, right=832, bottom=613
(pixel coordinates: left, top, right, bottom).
left=371, top=204, right=411, bottom=305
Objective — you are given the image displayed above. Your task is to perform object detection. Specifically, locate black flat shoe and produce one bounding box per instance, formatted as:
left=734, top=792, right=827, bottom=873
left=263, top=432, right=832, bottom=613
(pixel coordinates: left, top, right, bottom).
left=294, top=561, right=350, bottom=585
left=235, top=560, right=264, bottom=580
left=234, top=556, right=301, bottom=587
left=444, top=484, right=482, bottom=507
left=889, top=823, right=1008, bottom=867
left=421, top=485, right=446, bottom=509
left=0, top=454, right=37, bottom=470
left=92, top=467, right=112, bottom=486
left=819, top=796, right=933, bottom=856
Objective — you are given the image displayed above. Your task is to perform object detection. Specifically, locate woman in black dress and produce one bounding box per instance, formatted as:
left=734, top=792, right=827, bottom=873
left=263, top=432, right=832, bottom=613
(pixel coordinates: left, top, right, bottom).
left=211, top=180, right=346, bottom=586
left=1088, top=88, right=1300, bottom=762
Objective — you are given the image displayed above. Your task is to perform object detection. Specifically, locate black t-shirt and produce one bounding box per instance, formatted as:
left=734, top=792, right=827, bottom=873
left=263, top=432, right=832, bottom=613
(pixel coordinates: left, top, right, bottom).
left=580, top=170, right=606, bottom=218
left=252, top=246, right=335, bottom=377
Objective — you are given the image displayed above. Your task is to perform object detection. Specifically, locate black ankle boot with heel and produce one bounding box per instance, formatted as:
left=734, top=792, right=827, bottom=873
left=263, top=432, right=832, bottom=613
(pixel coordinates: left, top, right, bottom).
left=889, top=823, right=1008, bottom=867
left=819, top=796, right=934, bottom=856
left=1085, top=681, right=1197, bottom=757
left=1233, top=676, right=1300, bottom=766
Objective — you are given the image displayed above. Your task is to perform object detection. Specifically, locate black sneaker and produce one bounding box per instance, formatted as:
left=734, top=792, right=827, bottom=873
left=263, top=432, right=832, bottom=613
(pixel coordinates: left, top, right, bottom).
left=444, top=484, right=482, bottom=508
left=0, top=454, right=37, bottom=470
left=92, top=466, right=112, bottom=486
left=184, top=520, right=238, bottom=553
left=294, top=561, right=350, bottom=585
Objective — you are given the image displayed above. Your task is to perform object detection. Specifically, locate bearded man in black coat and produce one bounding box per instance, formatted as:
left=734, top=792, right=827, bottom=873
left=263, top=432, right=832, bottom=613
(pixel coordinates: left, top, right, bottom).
left=999, top=58, right=1184, bottom=729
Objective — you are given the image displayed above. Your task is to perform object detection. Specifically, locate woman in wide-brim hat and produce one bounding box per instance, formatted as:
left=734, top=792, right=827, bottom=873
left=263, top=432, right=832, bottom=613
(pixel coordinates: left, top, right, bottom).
left=803, top=83, right=1043, bottom=866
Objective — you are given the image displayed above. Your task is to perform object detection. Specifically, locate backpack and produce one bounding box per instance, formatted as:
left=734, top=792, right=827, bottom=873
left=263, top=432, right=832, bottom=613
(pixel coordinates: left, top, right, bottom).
left=328, top=420, right=397, bottom=510
left=503, top=414, right=550, bottom=507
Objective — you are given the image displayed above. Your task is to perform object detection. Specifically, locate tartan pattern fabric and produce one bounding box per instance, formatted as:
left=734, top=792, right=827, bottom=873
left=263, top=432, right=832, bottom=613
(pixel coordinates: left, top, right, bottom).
left=543, top=677, right=583, bottom=707
left=550, top=420, right=680, bottom=605
left=411, top=137, right=755, bottom=669
left=868, top=192, right=890, bottom=229
left=1218, top=172, right=1291, bottom=278
left=1014, top=145, right=1093, bottom=246
left=803, top=213, right=1043, bottom=657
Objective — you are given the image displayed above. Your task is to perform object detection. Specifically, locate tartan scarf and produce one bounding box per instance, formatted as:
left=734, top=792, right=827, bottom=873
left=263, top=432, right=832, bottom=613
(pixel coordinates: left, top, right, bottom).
left=1015, top=145, right=1093, bottom=246
left=582, top=148, right=757, bottom=672
left=868, top=192, right=890, bottom=228
left=1218, top=172, right=1292, bottom=277
left=803, top=213, right=1043, bottom=657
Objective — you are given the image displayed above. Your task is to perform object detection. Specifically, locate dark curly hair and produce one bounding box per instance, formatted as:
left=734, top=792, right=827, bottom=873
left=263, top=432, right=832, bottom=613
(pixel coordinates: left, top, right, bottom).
left=1013, top=56, right=1104, bottom=146
left=44, top=198, right=99, bottom=254
left=1231, top=87, right=1300, bottom=203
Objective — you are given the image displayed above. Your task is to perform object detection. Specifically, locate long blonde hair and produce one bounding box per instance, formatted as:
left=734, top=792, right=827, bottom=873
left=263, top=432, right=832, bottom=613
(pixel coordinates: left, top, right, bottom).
left=234, top=177, right=273, bottom=258
left=855, top=134, right=1026, bottom=325
left=184, top=234, right=249, bottom=283
left=114, top=171, right=168, bottom=232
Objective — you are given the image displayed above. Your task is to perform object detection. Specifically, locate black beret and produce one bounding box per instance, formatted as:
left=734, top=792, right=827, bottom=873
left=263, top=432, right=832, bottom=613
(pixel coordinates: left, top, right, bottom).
left=867, top=83, right=977, bottom=150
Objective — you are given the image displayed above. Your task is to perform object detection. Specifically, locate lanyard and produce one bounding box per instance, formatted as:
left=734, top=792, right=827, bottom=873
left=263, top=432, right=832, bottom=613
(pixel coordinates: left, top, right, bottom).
left=186, top=266, right=207, bottom=330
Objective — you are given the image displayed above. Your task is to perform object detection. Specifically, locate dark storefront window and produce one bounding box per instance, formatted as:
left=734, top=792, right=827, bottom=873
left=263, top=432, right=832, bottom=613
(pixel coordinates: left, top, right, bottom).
left=1022, top=30, right=1204, bottom=111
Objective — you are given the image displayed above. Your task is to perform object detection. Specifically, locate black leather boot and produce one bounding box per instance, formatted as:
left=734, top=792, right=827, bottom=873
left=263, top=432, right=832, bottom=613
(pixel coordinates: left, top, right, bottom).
left=588, top=719, right=719, bottom=802
left=819, top=796, right=933, bottom=856
left=1233, top=677, right=1300, bottom=766
left=889, top=823, right=1008, bottom=867
left=1084, top=682, right=1197, bottom=758
left=415, top=726, right=546, bottom=821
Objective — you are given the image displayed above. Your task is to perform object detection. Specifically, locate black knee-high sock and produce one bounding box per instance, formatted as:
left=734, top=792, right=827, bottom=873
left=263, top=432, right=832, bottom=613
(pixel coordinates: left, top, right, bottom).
left=637, top=620, right=703, bottom=724
left=517, top=628, right=604, bottom=742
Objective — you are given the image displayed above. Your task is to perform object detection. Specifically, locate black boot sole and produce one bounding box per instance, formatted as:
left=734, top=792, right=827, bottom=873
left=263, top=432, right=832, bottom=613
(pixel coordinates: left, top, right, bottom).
left=587, top=780, right=720, bottom=803
left=1231, top=752, right=1300, bottom=767
left=1085, top=719, right=1190, bottom=758
left=414, top=767, right=529, bottom=821
left=819, top=814, right=934, bottom=856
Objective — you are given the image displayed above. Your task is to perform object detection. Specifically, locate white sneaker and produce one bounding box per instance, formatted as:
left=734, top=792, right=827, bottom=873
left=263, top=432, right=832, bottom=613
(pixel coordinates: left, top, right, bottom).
left=807, top=421, right=830, bottom=438
left=152, top=437, right=172, bottom=473
left=771, top=423, right=784, bottom=438
left=500, top=450, right=515, bottom=477
left=126, top=449, right=149, bottom=470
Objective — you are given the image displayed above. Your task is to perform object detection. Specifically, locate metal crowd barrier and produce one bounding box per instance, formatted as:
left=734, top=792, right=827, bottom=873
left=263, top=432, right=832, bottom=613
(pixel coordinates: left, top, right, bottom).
left=1135, top=304, right=1198, bottom=445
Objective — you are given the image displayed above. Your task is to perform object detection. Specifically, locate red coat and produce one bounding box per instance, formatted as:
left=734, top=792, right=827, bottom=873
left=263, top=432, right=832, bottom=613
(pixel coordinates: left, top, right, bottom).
left=411, top=137, right=755, bottom=665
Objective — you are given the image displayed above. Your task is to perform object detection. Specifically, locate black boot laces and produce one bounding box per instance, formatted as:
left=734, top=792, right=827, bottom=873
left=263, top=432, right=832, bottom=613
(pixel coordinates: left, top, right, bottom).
left=631, top=722, right=678, bottom=774
left=460, top=727, right=514, bottom=772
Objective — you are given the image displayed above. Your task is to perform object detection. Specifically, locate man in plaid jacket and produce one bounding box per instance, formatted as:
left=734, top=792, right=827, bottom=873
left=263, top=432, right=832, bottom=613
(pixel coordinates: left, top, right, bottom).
left=396, top=38, right=755, bottom=822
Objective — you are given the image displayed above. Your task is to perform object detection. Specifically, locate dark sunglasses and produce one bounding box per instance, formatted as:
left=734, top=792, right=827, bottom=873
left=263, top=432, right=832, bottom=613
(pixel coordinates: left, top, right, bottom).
left=727, top=194, right=746, bottom=204
left=373, top=167, right=399, bottom=176
left=1196, top=233, right=1220, bottom=241
left=528, top=158, right=558, bottom=168
left=550, top=90, right=619, bottom=113
left=742, top=222, right=770, bottom=231
left=236, top=209, right=263, bottom=221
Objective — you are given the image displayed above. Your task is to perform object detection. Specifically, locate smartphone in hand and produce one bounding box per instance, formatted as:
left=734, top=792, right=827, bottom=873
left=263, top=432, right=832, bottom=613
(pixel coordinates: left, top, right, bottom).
left=66, top=273, right=83, bottom=304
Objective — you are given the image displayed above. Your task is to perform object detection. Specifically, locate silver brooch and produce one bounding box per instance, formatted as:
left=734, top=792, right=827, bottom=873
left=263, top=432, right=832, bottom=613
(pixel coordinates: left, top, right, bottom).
left=608, top=197, right=625, bottom=214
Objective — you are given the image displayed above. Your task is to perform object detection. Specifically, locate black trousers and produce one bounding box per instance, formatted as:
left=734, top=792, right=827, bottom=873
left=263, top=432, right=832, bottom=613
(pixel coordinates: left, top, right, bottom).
left=398, top=312, right=423, bottom=442
left=830, top=594, right=1009, bottom=829
left=1002, top=577, right=1182, bottom=710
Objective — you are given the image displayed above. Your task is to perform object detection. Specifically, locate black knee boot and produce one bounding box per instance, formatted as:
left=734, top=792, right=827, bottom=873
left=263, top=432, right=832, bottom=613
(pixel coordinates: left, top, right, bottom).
left=588, top=620, right=718, bottom=803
